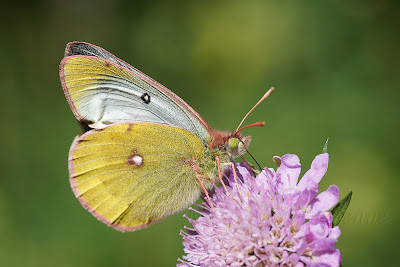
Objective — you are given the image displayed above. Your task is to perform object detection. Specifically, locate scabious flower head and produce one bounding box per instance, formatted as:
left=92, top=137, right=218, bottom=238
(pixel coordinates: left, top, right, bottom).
left=178, top=153, right=342, bottom=267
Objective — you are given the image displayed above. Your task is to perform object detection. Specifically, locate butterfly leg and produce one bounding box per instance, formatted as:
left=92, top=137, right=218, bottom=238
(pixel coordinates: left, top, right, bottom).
left=215, top=156, right=237, bottom=202
left=196, top=175, right=214, bottom=208
left=229, top=162, right=244, bottom=201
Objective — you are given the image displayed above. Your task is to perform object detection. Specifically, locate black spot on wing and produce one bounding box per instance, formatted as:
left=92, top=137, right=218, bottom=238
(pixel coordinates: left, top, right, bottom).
left=141, top=93, right=151, bottom=104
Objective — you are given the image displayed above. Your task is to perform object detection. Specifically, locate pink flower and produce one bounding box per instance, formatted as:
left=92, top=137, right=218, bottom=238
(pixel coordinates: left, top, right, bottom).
left=178, top=153, right=342, bottom=267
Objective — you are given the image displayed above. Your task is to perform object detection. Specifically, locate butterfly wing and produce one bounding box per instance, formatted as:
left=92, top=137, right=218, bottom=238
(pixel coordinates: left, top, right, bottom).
left=60, top=42, right=211, bottom=144
left=70, top=122, right=206, bottom=231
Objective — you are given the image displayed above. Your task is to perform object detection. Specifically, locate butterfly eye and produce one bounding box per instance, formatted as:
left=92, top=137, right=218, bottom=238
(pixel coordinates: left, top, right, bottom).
left=228, top=137, right=239, bottom=151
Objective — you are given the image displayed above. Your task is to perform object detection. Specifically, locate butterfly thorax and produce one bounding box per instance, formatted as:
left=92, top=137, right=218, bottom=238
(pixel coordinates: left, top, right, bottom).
left=196, top=130, right=252, bottom=186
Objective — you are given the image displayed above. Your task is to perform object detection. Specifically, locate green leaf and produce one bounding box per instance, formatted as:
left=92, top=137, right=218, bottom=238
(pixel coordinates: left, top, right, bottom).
left=322, top=137, right=329, bottom=153
left=331, top=191, right=352, bottom=227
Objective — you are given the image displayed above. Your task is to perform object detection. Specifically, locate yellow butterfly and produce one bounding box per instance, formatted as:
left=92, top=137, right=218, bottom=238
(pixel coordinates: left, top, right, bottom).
left=60, top=42, right=272, bottom=231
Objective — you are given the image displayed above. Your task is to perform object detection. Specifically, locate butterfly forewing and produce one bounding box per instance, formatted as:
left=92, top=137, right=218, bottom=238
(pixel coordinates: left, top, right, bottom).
left=69, top=122, right=205, bottom=231
left=60, top=42, right=211, bottom=144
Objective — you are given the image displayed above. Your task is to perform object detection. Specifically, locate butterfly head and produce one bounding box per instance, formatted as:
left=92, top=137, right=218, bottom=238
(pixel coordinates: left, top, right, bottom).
left=209, top=130, right=251, bottom=158
left=227, top=134, right=252, bottom=157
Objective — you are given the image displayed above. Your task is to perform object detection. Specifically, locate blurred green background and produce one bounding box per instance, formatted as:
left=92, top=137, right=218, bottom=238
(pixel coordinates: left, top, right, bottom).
left=1, top=0, right=398, bottom=266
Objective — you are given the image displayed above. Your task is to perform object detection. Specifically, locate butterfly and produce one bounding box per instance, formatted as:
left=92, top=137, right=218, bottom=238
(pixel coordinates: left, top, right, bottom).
left=60, top=42, right=272, bottom=231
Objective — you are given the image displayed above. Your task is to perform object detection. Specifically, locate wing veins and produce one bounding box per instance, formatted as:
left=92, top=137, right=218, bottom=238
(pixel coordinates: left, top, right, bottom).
left=75, top=142, right=186, bottom=156
left=83, top=162, right=186, bottom=214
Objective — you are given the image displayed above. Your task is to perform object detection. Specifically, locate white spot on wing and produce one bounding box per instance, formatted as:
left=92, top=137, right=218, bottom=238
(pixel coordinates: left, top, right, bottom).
left=132, top=155, right=143, bottom=166
left=128, top=150, right=144, bottom=167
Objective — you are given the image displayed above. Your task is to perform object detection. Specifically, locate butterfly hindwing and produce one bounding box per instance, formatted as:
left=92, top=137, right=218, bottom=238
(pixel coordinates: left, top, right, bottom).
left=69, top=122, right=205, bottom=231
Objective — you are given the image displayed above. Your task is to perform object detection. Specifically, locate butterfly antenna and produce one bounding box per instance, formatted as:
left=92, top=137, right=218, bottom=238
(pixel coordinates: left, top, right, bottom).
left=235, top=87, right=275, bottom=134
left=243, top=145, right=262, bottom=171
left=240, top=155, right=261, bottom=175
left=235, top=121, right=266, bottom=135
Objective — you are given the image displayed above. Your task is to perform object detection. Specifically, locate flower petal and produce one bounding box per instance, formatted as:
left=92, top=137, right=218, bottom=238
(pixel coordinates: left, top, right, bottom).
left=294, top=187, right=318, bottom=211
left=309, top=238, right=337, bottom=252
left=312, top=248, right=342, bottom=267
left=276, top=154, right=301, bottom=192
left=329, top=226, right=341, bottom=240
left=307, top=185, right=340, bottom=218
left=305, top=213, right=331, bottom=242
left=296, top=174, right=318, bottom=193
left=300, top=153, right=329, bottom=184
